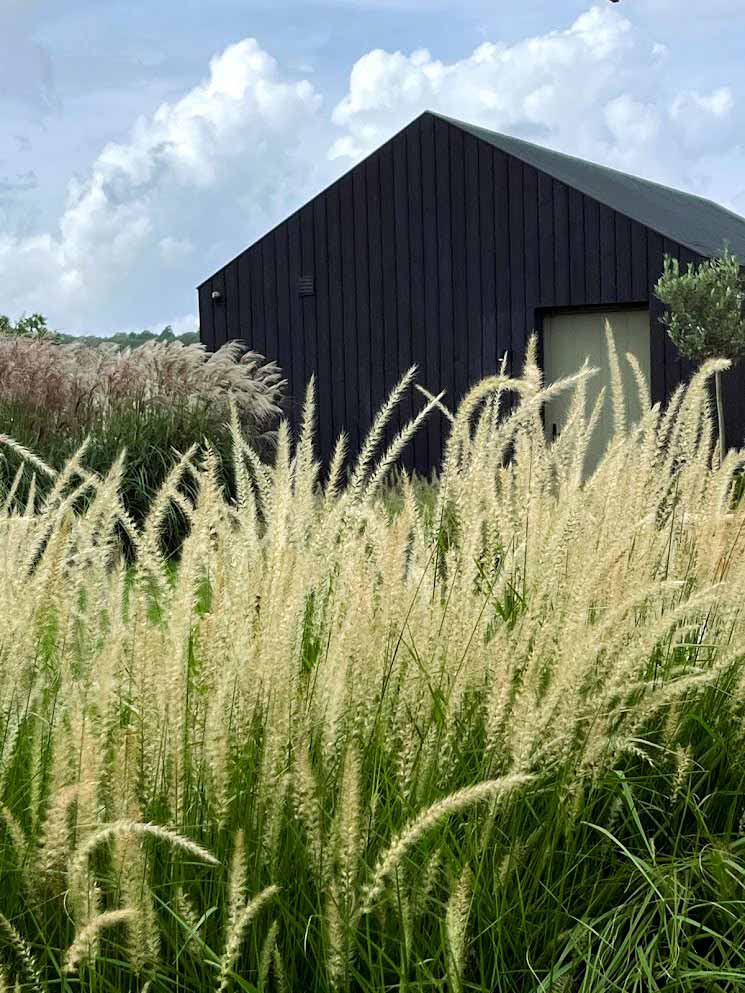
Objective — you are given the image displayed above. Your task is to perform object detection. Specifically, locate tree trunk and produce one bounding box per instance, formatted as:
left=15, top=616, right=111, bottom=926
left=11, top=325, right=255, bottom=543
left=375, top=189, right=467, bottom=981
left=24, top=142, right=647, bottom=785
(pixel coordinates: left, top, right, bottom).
left=715, top=369, right=726, bottom=465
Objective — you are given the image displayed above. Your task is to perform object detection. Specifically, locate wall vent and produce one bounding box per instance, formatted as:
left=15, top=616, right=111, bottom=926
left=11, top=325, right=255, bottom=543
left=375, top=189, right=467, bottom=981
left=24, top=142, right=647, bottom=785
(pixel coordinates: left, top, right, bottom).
left=298, top=275, right=315, bottom=297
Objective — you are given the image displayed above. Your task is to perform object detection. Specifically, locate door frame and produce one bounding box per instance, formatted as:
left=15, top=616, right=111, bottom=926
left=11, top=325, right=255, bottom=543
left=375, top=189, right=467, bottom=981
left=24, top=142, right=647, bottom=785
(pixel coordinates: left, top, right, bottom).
left=534, top=301, right=650, bottom=367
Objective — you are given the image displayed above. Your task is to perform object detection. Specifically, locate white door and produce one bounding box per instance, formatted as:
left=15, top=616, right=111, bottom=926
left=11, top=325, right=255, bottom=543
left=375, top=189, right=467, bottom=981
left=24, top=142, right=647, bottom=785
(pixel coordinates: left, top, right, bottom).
left=542, top=308, right=651, bottom=470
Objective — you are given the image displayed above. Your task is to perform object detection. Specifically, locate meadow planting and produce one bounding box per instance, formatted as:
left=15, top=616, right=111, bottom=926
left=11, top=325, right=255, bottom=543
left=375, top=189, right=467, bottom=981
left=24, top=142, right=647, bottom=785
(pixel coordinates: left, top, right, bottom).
left=0, top=332, right=744, bottom=992
left=0, top=336, right=284, bottom=556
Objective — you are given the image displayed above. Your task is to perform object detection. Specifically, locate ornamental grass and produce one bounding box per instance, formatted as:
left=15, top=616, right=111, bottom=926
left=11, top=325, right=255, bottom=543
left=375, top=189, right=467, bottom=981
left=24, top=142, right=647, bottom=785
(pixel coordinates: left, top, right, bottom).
left=0, top=329, right=743, bottom=992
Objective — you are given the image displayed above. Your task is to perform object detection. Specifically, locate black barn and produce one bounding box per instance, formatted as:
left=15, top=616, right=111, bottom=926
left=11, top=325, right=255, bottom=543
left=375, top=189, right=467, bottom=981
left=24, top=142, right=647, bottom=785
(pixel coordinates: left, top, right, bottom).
left=198, top=110, right=745, bottom=471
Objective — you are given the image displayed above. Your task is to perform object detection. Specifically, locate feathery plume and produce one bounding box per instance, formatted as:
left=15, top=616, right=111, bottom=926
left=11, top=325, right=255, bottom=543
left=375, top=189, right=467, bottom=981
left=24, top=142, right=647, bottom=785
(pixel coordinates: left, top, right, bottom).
left=64, top=909, right=135, bottom=973
left=217, top=885, right=279, bottom=993
left=361, top=775, right=532, bottom=914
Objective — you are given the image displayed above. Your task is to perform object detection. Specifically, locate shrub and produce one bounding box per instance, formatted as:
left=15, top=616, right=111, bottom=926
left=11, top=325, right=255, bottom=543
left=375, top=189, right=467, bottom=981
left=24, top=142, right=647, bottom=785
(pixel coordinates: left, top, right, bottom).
left=0, top=336, right=285, bottom=555
left=0, top=312, right=50, bottom=338
left=0, top=333, right=744, bottom=991
left=655, top=247, right=745, bottom=460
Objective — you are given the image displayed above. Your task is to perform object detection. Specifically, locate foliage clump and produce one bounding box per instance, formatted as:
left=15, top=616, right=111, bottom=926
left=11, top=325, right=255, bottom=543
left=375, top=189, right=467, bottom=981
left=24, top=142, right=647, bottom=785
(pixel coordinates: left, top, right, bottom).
left=0, top=334, right=744, bottom=991
left=655, top=248, right=745, bottom=363
left=0, top=312, right=51, bottom=339
left=655, top=247, right=745, bottom=458
left=0, top=335, right=284, bottom=554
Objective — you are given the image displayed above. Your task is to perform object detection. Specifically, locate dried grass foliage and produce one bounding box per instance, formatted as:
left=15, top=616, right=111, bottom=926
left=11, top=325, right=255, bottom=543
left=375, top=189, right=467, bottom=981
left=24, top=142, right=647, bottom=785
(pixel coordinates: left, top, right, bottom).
left=0, top=336, right=285, bottom=436
left=0, top=329, right=744, bottom=989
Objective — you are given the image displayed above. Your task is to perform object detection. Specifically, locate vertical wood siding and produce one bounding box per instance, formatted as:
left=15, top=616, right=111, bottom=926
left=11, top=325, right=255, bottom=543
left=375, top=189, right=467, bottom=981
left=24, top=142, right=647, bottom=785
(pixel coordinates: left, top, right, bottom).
left=198, top=114, right=745, bottom=471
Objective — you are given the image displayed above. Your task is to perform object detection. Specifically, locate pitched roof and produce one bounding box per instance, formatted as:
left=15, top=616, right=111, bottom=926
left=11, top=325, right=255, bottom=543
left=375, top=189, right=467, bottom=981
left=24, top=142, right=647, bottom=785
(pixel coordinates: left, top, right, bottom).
left=432, top=112, right=745, bottom=261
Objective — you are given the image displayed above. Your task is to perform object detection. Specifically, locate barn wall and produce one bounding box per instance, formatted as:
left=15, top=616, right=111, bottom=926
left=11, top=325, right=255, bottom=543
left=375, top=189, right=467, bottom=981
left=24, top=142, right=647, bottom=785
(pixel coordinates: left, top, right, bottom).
left=198, top=112, right=745, bottom=471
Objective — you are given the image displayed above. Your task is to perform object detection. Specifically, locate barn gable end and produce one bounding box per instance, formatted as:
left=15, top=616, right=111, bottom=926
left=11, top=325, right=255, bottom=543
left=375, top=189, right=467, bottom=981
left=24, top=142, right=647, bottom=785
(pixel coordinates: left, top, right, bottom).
left=198, top=111, right=745, bottom=471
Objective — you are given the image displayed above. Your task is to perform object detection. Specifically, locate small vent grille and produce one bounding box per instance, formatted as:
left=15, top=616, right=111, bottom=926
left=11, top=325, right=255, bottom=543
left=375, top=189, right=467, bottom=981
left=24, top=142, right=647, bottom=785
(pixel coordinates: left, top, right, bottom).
left=298, top=275, right=315, bottom=297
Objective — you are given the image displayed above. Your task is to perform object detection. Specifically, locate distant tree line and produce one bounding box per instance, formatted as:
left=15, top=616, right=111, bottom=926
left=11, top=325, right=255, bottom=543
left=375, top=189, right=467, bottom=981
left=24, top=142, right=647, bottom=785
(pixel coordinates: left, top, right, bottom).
left=0, top=312, right=199, bottom=348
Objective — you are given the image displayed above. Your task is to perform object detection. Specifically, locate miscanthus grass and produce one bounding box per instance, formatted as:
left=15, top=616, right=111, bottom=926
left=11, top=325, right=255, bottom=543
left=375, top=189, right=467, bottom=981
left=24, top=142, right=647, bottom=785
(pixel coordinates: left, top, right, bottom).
left=0, top=329, right=744, bottom=991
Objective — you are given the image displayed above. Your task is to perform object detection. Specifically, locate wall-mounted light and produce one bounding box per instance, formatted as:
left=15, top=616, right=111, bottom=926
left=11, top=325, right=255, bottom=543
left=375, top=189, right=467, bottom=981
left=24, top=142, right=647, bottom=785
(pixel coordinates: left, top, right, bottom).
left=212, top=290, right=222, bottom=303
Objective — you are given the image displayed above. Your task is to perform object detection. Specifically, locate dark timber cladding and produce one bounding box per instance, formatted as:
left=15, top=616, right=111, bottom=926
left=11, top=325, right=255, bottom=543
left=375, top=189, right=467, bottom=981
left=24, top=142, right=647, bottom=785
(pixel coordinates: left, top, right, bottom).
left=199, top=110, right=745, bottom=473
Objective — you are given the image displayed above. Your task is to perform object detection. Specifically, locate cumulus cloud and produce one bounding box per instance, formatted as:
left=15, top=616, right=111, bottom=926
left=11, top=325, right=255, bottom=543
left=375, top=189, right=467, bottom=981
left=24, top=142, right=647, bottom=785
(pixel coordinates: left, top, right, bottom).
left=159, top=236, right=194, bottom=265
left=329, top=4, right=743, bottom=202
left=2, top=4, right=743, bottom=337
left=670, top=87, right=735, bottom=153
left=330, top=7, right=635, bottom=158
left=0, top=38, right=323, bottom=332
left=604, top=96, right=660, bottom=148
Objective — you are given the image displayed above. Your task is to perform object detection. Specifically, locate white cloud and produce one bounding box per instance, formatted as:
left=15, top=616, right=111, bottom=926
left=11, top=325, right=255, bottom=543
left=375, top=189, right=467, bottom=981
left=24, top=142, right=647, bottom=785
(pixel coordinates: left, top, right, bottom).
left=329, top=4, right=743, bottom=205
left=159, top=236, right=194, bottom=265
left=0, top=38, right=323, bottom=332
left=330, top=6, right=634, bottom=159
left=669, top=87, right=735, bottom=155
left=671, top=86, right=734, bottom=122
left=2, top=5, right=744, bottom=338
left=167, top=313, right=198, bottom=335
left=604, top=95, right=660, bottom=148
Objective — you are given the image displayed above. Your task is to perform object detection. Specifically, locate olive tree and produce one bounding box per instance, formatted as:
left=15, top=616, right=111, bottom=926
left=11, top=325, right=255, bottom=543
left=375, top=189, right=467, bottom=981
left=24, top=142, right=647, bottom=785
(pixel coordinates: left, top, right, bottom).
left=655, top=247, right=745, bottom=463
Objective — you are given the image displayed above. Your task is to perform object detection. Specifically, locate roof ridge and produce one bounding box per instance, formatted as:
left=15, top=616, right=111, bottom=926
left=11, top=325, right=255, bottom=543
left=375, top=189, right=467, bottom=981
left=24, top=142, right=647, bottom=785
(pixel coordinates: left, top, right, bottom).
left=426, top=110, right=745, bottom=258
left=428, top=111, right=722, bottom=212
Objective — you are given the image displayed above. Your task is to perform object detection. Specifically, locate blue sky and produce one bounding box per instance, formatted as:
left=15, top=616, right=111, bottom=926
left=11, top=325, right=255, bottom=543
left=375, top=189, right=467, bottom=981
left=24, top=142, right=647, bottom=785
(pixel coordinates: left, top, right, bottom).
left=1, top=0, right=744, bottom=337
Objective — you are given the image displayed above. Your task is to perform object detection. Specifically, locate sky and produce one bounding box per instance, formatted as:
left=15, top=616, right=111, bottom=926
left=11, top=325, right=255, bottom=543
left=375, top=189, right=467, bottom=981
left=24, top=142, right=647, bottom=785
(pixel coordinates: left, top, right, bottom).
left=1, top=0, right=744, bottom=337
